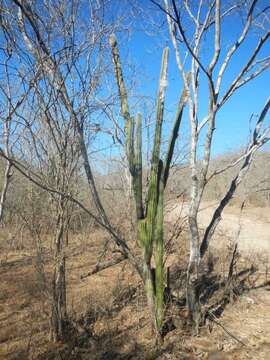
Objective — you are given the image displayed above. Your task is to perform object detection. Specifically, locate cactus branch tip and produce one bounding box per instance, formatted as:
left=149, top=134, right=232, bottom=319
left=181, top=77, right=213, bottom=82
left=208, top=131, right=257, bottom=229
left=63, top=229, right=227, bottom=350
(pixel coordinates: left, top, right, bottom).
left=109, top=34, right=117, bottom=47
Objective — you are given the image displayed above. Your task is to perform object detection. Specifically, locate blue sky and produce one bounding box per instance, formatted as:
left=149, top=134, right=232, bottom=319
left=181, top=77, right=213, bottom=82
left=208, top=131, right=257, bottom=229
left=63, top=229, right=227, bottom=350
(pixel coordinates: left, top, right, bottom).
left=0, top=0, right=268, bottom=173
left=108, top=0, right=270, bottom=163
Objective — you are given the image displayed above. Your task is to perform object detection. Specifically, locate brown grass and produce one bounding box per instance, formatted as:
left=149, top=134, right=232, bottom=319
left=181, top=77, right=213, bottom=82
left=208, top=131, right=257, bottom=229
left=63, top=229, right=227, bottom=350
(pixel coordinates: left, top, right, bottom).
left=0, top=204, right=270, bottom=359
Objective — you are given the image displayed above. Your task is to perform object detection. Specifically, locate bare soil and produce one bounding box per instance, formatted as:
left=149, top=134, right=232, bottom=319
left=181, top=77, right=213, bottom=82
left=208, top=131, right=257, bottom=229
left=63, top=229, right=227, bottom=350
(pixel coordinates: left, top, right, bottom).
left=168, top=201, right=270, bottom=257
left=0, top=204, right=270, bottom=359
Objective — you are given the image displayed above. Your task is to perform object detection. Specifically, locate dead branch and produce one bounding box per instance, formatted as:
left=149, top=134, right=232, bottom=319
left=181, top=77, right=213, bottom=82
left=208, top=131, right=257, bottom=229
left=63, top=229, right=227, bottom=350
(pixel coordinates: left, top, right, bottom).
left=207, top=310, right=247, bottom=347
left=80, top=254, right=126, bottom=280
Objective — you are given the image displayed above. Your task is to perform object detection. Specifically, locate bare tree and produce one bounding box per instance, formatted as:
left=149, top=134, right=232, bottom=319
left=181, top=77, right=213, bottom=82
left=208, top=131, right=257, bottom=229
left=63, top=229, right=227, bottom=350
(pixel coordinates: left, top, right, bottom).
left=151, top=0, right=270, bottom=332
left=1, top=0, right=269, bottom=342
left=0, top=48, right=32, bottom=223
left=0, top=0, right=159, bottom=338
left=32, top=104, right=80, bottom=341
left=0, top=0, right=190, bottom=336
left=2, top=60, right=81, bottom=340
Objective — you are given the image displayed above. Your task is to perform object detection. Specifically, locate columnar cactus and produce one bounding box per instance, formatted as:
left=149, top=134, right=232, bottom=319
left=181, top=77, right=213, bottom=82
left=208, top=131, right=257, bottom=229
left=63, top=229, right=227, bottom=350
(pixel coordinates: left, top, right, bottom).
left=110, top=35, right=188, bottom=334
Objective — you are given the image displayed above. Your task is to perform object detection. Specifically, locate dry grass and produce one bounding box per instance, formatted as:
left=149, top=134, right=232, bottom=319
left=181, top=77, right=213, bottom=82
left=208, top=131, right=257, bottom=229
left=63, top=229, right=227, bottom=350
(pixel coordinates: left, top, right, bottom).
left=0, top=203, right=270, bottom=359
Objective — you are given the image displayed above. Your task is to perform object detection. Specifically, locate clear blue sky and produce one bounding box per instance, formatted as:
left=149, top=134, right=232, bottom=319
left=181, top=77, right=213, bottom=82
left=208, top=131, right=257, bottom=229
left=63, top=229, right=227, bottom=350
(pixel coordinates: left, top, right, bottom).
left=1, top=1, right=268, bottom=171
left=109, top=0, right=270, bottom=162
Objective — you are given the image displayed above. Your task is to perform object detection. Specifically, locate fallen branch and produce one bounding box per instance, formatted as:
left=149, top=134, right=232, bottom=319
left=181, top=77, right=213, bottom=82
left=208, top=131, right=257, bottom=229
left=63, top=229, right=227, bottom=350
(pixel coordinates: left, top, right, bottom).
left=207, top=310, right=247, bottom=347
left=224, top=243, right=238, bottom=295
left=80, top=254, right=126, bottom=279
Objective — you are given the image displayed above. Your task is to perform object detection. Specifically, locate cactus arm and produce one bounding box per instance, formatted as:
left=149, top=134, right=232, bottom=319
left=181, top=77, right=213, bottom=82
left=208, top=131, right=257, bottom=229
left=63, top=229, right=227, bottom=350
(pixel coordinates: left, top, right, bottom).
left=150, top=47, right=169, bottom=176
left=110, top=34, right=134, bottom=169
left=139, top=47, right=169, bottom=277
left=145, top=47, right=169, bottom=222
left=134, top=113, right=144, bottom=219
left=163, top=75, right=190, bottom=188
left=155, top=161, right=164, bottom=331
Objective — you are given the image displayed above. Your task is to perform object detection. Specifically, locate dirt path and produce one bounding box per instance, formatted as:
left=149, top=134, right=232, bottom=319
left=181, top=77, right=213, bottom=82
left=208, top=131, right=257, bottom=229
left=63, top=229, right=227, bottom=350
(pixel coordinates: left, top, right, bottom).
left=168, top=201, right=270, bottom=258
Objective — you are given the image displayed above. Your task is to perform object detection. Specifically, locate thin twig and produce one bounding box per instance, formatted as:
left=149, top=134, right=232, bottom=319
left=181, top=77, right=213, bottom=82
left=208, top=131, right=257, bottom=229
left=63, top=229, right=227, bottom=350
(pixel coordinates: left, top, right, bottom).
left=207, top=310, right=247, bottom=347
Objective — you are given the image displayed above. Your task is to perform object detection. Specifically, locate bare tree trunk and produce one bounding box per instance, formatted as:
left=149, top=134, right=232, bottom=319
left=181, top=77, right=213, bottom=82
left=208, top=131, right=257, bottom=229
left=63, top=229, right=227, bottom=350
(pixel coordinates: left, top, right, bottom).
left=0, top=160, right=12, bottom=224
left=0, top=79, right=13, bottom=224
left=186, top=216, right=201, bottom=334
left=154, top=178, right=164, bottom=331
left=51, top=200, right=67, bottom=342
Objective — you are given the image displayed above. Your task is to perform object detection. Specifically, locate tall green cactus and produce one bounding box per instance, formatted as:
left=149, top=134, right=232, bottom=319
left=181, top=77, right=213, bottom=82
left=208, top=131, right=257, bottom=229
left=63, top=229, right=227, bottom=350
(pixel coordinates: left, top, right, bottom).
left=134, top=114, right=143, bottom=219
left=110, top=35, right=188, bottom=334
left=154, top=173, right=164, bottom=330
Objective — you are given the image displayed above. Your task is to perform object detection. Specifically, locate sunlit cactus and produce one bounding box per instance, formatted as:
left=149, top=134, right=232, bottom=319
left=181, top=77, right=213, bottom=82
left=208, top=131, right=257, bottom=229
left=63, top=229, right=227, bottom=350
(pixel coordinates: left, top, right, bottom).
left=110, top=36, right=187, bottom=334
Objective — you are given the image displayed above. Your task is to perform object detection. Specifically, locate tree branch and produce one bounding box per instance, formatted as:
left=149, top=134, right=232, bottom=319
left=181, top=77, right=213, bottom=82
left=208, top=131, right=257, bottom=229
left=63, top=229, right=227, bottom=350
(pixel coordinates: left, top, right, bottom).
left=200, top=97, right=270, bottom=257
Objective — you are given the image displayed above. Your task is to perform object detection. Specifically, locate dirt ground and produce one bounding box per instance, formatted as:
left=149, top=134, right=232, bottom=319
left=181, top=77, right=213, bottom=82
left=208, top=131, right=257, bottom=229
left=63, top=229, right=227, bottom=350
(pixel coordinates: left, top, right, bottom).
left=168, top=201, right=270, bottom=257
left=0, top=203, right=270, bottom=359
